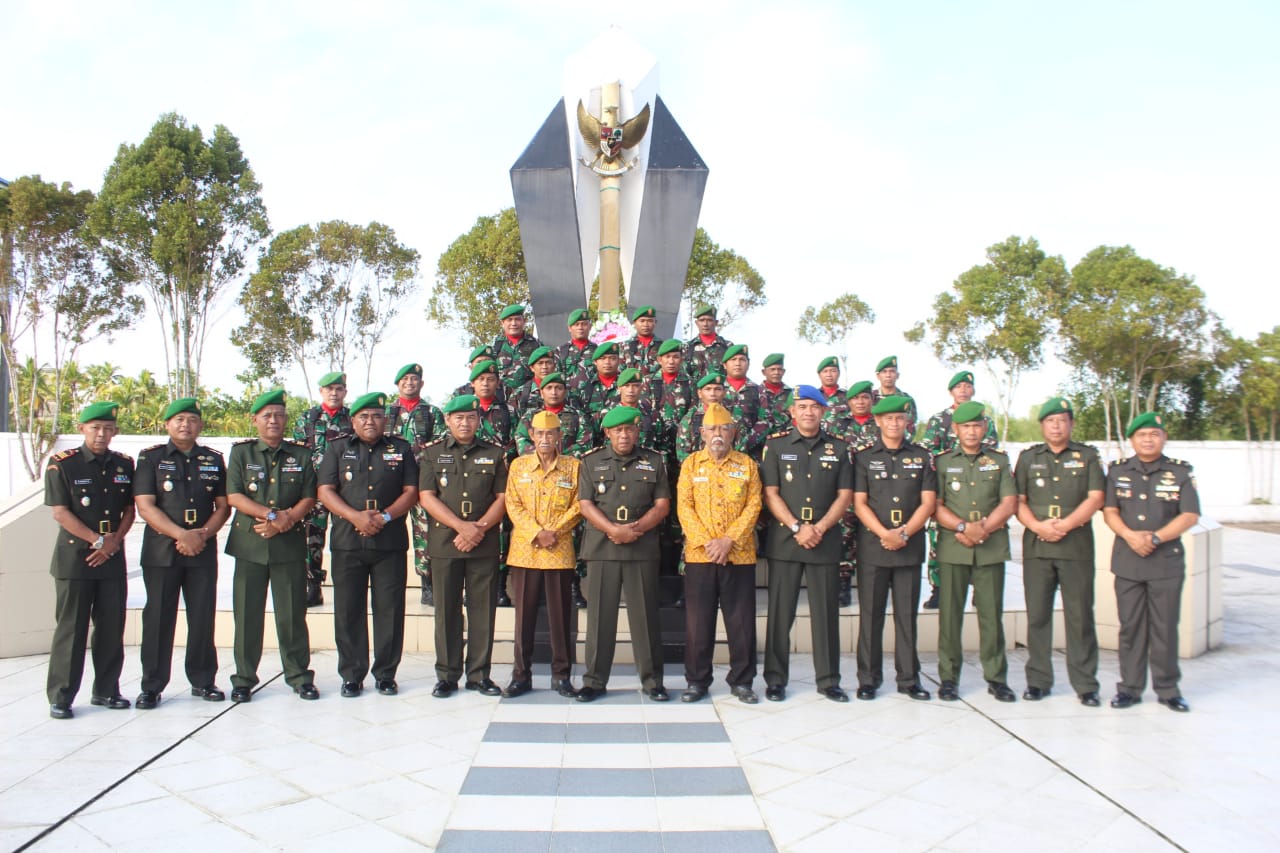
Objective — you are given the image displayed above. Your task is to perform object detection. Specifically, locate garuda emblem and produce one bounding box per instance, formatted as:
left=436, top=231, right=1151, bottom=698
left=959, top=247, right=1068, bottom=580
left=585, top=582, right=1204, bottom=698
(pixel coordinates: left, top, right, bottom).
left=576, top=100, right=651, bottom=176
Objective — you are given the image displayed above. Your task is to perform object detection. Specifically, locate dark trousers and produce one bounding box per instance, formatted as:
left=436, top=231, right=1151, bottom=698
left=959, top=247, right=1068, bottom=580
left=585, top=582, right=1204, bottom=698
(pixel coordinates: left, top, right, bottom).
left=140, top=562, right=218, bottom=692
left=855, top=562, right=922, bottom=689
left=331, top=550, right=406, bottom=684
left=1115, top=574, right=1183, bottom=699
left=434, top=555, right=498, bottom=684
left=47, top=575, right=127, bottom=705
left=231, top=558, right=313, bottom=689
left=1023, top=556, right=1099, bottom=694
left=510, top=566, right=575, bottom=682
left=765, top=559, right=841, bottom=690
left=937, top=562, right=1006, bottom=685
left=583, top=559, right=664, bottom=691
left=683, top=562, right=757, bottom=689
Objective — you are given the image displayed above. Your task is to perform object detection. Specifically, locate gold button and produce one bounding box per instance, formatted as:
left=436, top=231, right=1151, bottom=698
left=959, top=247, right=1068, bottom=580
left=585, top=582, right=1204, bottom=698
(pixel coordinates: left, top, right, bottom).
left=1139, top=494, right=1147, bottom=500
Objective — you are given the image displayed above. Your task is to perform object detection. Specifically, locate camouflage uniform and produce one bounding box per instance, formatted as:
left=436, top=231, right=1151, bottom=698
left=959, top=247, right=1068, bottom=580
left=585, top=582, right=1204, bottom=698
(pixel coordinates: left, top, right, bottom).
left=515, top=404, right=595, bottom=458
left=491, top=331, right=544, bottom=394
left=644, top=372, right=696, bottom=462
left=599, top=396, right=662, bottom=452
left=871, top=386, right=918, bottom=437
left=820, top=387, right=852, bottom=434
left=385, top=397, right=444, bottom=594
left=476, top=399, right=516, bottom=461
left=554, top=340, right=595, bottom=386
left=760, top=382, right=793, bottom=433
left=826, top=413, right=881, bottom=600
left=723, top=379, right=773, bottom=457
left=675, top=402, right=753, bottom=462
left=681, top=334, right=733, bottom=381
left=620, top=336, right=663, bottom=375
left=294, top=404, right=352, bottom=598
left=574, top=375, right=622, bottom=438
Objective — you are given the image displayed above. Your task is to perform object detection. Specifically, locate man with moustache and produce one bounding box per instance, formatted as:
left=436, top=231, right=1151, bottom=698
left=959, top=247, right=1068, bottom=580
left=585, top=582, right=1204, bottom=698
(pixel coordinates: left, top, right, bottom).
left=870, top=356, right=918, bottom=436
left=514, top=372, right=595, bottom=458
left=681, top=304, right=733, bottom=381
left=759, top=353, right=791, bottom=432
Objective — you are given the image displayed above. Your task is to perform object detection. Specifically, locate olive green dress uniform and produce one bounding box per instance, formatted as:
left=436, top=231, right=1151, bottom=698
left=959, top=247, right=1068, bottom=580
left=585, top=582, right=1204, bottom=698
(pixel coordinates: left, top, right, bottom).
left=1015, top=440, right=1105, bottom=696
left=418, top=434, right=509, bottom=685
left=761, top=427, right=855, bottom=692
left=578, top=443, right=671, bottom=692
left=44, top=446, right=134, bottom=706
left=1105, top=453, right=1200, bottom=700
left=134, top=441, right=226, bottom=694
left=318, top=434, right=418, bottom=685
left=225, top=438, right=317, bottom=690
left=935, top=446, right=1016, bottom=686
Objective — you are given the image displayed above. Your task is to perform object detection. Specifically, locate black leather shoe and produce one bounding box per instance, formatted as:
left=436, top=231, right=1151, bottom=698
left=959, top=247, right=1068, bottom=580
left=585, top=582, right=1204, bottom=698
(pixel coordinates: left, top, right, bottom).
left=432, top=680, right=458, bottom=698
left=730, top=685, right=759, bottom=704
left=1110, top=692, right=1141, bottom=709
left=575, top=685, right=606, bottom=702
left=191, top=685, right=225, bottom=702
left=987, top=682, right=1016, bottom=702
left=340, top=681, right=362, bottom=698
left=135, top=690, right=161, bottom=709
left=306, top=581, right=323, bottom=608
left=681, top=686, right=707, bottom=703
left=296, top=683, right=320, bottom=701
left=923, top=585, right=940, bottom=610
left=898, top=684, right=931, bottom=701
left=230, top=687, right=252, bottom=703
left=49, top=703, right=73, bottom=719
left=466, top=679, right=502, bottom=696
left=376, top=679, right=398, bottom=696
left=420, top=583, right=433, bottom=606
left=938, top=681, right=959, bottom=701
left=502, top=680, right=531, bottom=698
left=1079, top=691, right=1101, bottom=707
left=1159, top=695, right=1190, bottom=713
left=646, top=686, right=670, bottom=702
left=555, top=679, right=579, bottom=698
left=496, top=590, right=512, bottom=607
left=838, top=575, right=853, bottom=608
left=765, top=685, right=786, bottom=702
left=820, top=686, right=850, bottom=703
left=571, top=578, right=587, bottom=609
left=1023, top=686, right=1051, bottom=701
left=855, top=685, right=877, bottom=701
left=90, top=694, right=131, bottom=710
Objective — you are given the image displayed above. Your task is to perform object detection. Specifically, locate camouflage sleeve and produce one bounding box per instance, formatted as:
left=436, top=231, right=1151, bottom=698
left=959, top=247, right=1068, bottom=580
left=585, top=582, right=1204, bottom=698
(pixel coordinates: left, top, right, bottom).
left=675, top=413, right=697, bottom=462
left=982, top=417, right=1000, bottom=450
left=514, top=414, right=533, bottom=456
left=568, top=415, right=595, bottom=458
left=919, top=415, right=943, bottom=455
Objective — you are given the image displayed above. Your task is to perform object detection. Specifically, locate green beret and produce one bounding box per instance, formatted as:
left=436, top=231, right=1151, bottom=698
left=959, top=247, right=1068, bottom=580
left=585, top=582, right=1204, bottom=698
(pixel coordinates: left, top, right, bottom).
left=948, top=370, right=974, bottom=390
left=601, top=406, right=642, bottom=429
left=876, top=355, right=898, bottom=372
left=1126, top=411, right=1165, bottom=437
left=694, top=303, right=716, bottom=319
left=443, top=394, right=479, bottom=415
left=79, top=401, right=119, bottom=423
left=469, top=360, right=498, bottom=382
left=952, top=401, right=986, bottom=424
left=395, top=363, right=423, bottom=382
left=250, top=389, right=286, bottom=414
left=468, top=345, right=493, bottom=363
left=847, top=380, right=873, bottom=399
left=499, top=304, right=526, bottom=321
left=350, top=392, right=386, bottom=414
left=528, top=346, right=553, bottom=365
left=723, top=344, right=749, bottom=362
left=871, top=395, right=910, bottom=415
left=1038, top=397, right=1074, bottom=421
left=568, top=308, right=590, bottom=325
left=617, top=368, right=642, bottom=386
left=697, top=372, right=725, bottom=389
left=318, top=371, right=346, bottom=388
left=630, top=305, right=656, bottom=322
left=817, top=356, right=840, bottom=373
left=762, top=353, right=784, bottom=368
left=593, top=341, right=618, bottom=360
left=540, top=372, right=566, bottom=387
left=657, top=338, right=682, bottom=356
left=162, top=398, right=201, bottom=420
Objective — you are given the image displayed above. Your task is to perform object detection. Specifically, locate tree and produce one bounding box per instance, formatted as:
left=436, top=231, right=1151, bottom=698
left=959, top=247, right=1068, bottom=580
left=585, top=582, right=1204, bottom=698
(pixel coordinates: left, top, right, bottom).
left=430, top=208, right=529, bottom=346
left=681, top=227, right=766, bottom=332
left=91, top=112, right=269, bottom=398
left=232, top=220, right=420, bottom=389
left=796, top=293, right=876, bottom=373
left=906, top=236, right=1065, bottom=440
left=0, top=176, right=141, bottom=479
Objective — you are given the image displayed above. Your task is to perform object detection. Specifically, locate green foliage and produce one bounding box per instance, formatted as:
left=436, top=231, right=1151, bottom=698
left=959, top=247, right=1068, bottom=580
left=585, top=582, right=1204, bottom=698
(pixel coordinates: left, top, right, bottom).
left=796, top=293, right=876, bottom=372
left=91, top=112, right=269, bottom=398
left=430, top=208, right=529, bottom=346
left=682, top=227, right=766, bottom=331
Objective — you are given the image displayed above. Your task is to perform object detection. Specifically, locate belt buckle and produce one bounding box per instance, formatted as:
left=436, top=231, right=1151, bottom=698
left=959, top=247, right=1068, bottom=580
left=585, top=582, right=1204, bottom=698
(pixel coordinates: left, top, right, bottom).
left=969, top=511, right=983, bottom=522
left=800, top=506, right=814, bottom=522
left=615, top=506, right=629, bottom=522
left=366, top=500, right=380, bottom=511
left=184, top=509, right=198, bottom=525
left=99, top=520, right=113, bottom=534
left=1048, top=504, right=1062, bottom=519
left=461, top=500, right=473, bottom=518
left=890, top=509, right=903, bottom=525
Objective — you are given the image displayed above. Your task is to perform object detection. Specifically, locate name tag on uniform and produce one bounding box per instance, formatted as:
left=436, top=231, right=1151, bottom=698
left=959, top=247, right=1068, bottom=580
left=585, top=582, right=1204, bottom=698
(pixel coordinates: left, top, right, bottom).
left=635, top=461, right=655, bottom=471
left=1063, top=460, right=1084, bottom=468
left=438, top=454, right=454, bottom=464
left=74, top=478, right=93, bottom=485
left=282, top=464, right=303, bottom=473
left=158, top=461, right=177, bottom=470
left=595, top=465, right=611, bottom=472
left=113, top=474, right=131, bottom=483
left=557, top=479, right=574, bottom=489
left=692, top=476, right=709, bottom=483
left=727, top=470, right=747, bottom=480
left=819, top=455, right=840, bottom=462
left=978, top=464, right=1000, bottom=472
left=780, top=453, right=798, bottom=461
left=946, top=467, right=963, bottom=473
left=199, top=465, right=220, bottom=472
left=343, top=451, right=359, bottom=460
left=1030, top=463, right=1047, bottom=471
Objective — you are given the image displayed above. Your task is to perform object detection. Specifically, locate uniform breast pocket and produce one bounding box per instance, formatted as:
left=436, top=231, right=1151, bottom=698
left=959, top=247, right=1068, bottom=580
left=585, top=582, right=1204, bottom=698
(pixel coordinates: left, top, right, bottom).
left=590, top=470, right=615, bottom=497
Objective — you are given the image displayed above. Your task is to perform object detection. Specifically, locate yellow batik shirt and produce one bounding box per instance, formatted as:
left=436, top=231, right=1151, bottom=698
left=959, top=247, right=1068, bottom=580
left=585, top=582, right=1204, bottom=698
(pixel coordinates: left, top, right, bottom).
left=505, top=453, right=583, bottom=570
left=677, top=448, right=762, bottom=565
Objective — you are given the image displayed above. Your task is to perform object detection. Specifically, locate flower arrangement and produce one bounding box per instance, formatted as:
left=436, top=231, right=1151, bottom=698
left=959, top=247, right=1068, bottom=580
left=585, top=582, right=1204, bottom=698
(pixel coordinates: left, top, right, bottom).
left=589, top=310, right=630, bottom=344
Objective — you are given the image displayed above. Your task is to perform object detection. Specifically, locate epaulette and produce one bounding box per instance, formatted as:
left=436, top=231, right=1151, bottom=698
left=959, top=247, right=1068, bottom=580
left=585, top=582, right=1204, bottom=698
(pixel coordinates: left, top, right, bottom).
left=1025, top=442, right=1046, bottom=452
left=581, top=445, right=606, bottom=459
left=51, top=448, right=78, bottom=463
left=1165, top=457, right=1193, bottom=469
left=201, top=446, right=225, bottom=458
left=1114, top=456, right=1128, bottom=465
left=768, top=427, right=793, bottom=439
left=110, top=449, right=133, bottom=462
left=140, top=443, right=166, bottom=454
left=233, top=437, right=256, bottom=446
left=424, top=436, right=448, bottom=449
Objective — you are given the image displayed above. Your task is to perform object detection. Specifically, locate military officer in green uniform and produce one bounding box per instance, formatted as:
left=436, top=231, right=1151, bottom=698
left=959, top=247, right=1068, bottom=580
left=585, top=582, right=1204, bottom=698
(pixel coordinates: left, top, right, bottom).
left=471, top=358, right=516, bottom=605
left=134, top=398, right=230, bottom=709
left=852, top=395, right=937, bottom=700
left=681, top=304, right=733, bottom=380
left=576, top=406, right=672, bottom=702
left=1104, top=412, right=1200, bottom=712
left=599, top=368, right=661, bottom=451
left=317, top=392, right=419, bottom=698
left=454, top=345, right=507, bottom=406
left=933, top=401, right=1018, bottom=702
left=815, top=356, right=851, bottom=425
left=759, top=353, right=791, bottom=432
left=44, top=402, right=136, bottom=719
left=1015, top=397, right=1104, bottom=706
left=384, top=363, right=445, bottom=606
left=492, top=303, right=544, bottom=393
left=294, top=371, right=353, bottom=606
left=554, top=308, right=595, bottom=384
left=575, top=341, right=624, bottom=436
left=829, top=380, right=879, bottom=607
left=871, top=356, right=918, bottom=436
left=721, top=345, right=771, bottom=457
left=620, top=304, right=663, bottom=374
left=419, top=395, right=510, bottom=698
left=644, top=338, right=695, bottom=460
left=761, top=385, right=855, bottom=703
left=225, top=390, right=320, bottom=702
left=515, top=373, right=596, bottom=458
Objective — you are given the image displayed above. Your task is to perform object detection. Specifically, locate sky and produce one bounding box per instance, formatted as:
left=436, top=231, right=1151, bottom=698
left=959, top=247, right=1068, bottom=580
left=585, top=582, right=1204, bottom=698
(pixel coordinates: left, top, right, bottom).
left=3, top=0, right=1278, bottom=418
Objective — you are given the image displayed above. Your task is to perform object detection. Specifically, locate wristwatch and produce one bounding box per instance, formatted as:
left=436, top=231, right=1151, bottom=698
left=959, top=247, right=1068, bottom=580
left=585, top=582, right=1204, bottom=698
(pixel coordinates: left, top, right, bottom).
left=789, top=522, right=801, bottom=534
left=381, top=511, right=393, bottom=523
left=1150, top=533, right=1161, bottom=547
left=955, top=522, right=967, bottom=534
left=91, top=535, right=105, bottom=551
left=899, top=529, right=910, bottom=542
left=266, top=510, right=278, bottom=522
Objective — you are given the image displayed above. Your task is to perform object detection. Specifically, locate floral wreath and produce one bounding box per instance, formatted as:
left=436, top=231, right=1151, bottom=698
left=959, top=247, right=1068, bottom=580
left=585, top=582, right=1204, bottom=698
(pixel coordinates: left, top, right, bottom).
left=589, top=309, right=630, bottom=344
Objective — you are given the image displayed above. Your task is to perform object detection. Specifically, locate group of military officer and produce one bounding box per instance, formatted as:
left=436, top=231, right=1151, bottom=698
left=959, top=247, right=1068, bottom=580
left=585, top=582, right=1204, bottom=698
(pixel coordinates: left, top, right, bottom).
left=43, top=302, right=1201, bottom=717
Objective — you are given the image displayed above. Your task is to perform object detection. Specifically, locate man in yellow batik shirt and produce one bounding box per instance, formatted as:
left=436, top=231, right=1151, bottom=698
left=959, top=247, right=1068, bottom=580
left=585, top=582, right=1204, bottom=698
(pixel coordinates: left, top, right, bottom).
left=677, top=402, right=763, bottom=704
left=502, top=410, right=584, bottom=699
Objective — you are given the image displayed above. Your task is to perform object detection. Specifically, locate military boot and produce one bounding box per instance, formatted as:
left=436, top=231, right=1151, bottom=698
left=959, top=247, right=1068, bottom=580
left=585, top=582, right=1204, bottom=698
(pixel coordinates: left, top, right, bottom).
left=571, top=576, right=587, bottom=609
left=420, top=579, right=433, bottom=607
left=306, top=580, right=323, bottom=608
left=838, top=573, right=852, bottom=608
